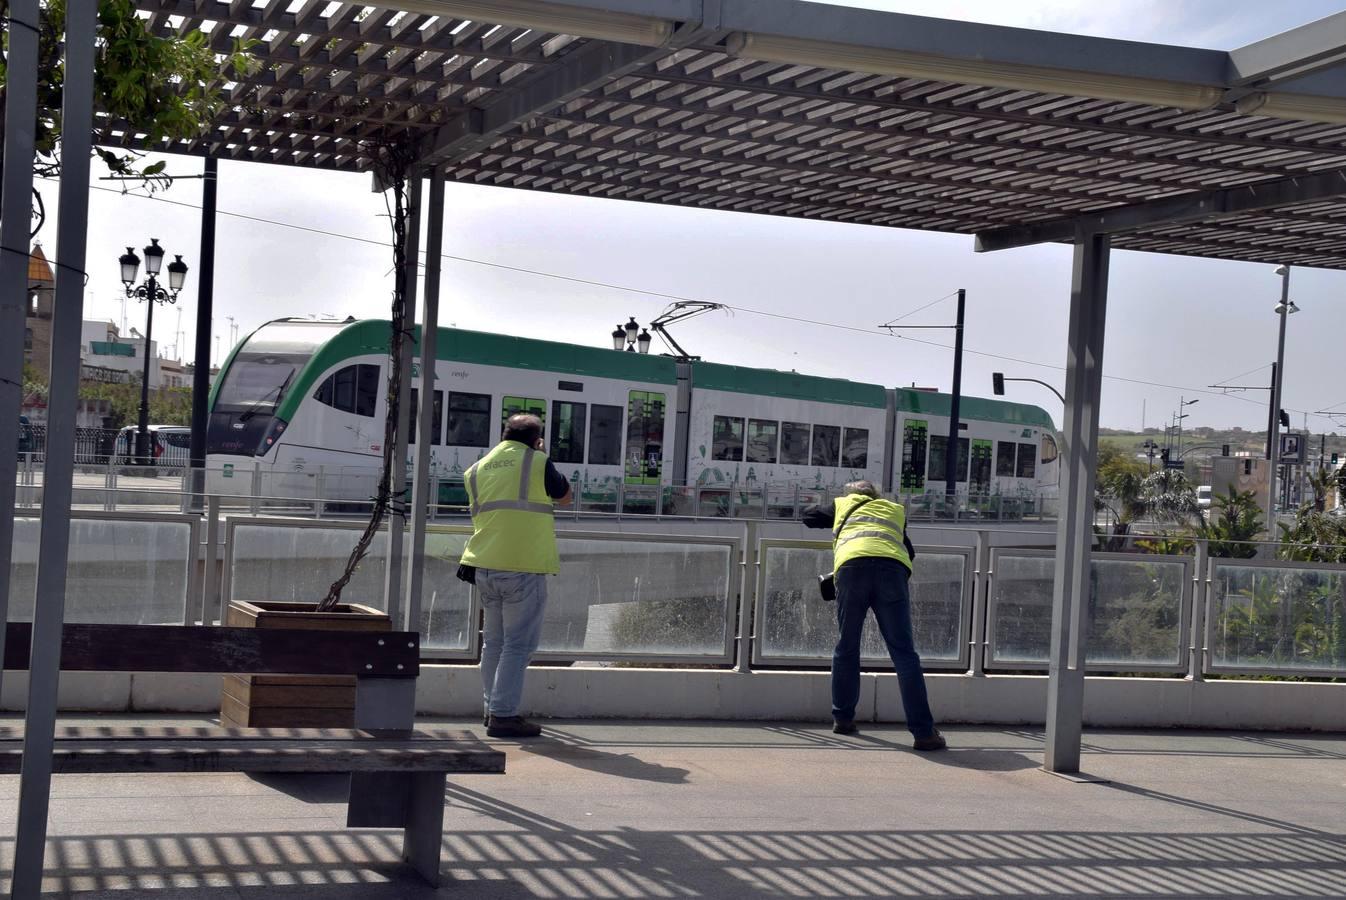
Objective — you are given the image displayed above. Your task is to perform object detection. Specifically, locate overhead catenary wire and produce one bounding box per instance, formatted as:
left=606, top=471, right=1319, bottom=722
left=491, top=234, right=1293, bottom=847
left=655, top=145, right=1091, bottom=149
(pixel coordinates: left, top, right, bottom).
left=65, top=179, right=1340, bottom=427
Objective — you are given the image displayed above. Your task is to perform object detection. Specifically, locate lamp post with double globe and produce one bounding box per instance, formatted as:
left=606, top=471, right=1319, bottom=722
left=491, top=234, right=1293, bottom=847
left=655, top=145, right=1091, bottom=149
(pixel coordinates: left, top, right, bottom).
left=119, top=239, right=188, bottom=466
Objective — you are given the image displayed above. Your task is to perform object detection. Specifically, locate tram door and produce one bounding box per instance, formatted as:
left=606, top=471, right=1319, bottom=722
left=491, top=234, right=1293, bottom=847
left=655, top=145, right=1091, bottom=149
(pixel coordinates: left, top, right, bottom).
left=625, top=391, right=666, bottom=484
left=900, top=419, right=928, bottom=492
left=970, top=439, right=993, bottom=498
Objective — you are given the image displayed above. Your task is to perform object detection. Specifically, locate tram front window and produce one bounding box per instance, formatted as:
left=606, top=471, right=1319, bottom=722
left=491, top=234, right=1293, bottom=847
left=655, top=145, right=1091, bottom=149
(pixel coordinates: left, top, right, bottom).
left=209, top=352, right=309, bottom=456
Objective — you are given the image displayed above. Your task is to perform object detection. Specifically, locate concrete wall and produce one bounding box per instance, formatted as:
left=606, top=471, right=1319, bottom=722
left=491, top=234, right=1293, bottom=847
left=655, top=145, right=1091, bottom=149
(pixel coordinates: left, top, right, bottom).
left=5, top=667, right=1343, bottom=733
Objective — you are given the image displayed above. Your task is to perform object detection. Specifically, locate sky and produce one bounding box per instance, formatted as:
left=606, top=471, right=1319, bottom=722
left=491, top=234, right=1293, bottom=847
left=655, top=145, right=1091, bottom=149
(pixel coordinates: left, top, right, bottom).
left=31, top=0, right=1346, bottom=434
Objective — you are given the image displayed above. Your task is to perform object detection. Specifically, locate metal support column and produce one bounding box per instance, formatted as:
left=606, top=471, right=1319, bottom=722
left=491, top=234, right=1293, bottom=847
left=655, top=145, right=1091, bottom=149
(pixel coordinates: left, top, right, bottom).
left=0, top=0, right=42, bottom=696
left=406, top=172, right=444, bottom=632
left=1268, top=265, right=1290, bottom=527
left=188, top=157, right=218, bottom=507
left=12, top=3, right=98, bottom=894
left=943, top=288, right=966, bottom=507
left=1043, top=233, right=1110, bottom=776
left=382, top=177, right=422, bottom=626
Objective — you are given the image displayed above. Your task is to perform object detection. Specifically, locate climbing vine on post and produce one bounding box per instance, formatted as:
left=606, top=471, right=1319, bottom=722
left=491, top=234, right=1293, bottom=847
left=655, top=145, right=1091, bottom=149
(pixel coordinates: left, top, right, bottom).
left=318, top=141, right=419, bottom=612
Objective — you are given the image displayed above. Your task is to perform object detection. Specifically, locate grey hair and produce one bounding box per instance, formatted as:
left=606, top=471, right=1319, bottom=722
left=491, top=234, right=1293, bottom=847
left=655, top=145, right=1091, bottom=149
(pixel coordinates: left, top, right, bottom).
left=843, top=480, right=880, bottom=499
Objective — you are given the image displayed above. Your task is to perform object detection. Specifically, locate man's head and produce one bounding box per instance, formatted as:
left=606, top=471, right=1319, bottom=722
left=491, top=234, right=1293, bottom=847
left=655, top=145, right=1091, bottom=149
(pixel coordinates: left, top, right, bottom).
left=502, top=413, right=544, bottom=449
left=843, top=480, right=880, bottom=499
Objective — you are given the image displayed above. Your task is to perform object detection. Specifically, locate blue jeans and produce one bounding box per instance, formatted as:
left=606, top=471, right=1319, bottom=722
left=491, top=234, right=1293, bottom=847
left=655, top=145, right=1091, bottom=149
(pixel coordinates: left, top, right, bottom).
left=477, top=569, right=548, bottom=719
left=832, top=557, right=937, bottom=739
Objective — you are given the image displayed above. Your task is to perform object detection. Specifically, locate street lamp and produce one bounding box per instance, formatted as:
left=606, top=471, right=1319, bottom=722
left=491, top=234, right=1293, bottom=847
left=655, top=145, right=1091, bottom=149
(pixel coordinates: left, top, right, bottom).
left=1268, top=264, right=1298, bottom=521
left=610, top=319, right=652, bottom=353
left=1175, top=397, right=1199, bottom=461
left=119, top=239, right=188, bottom=466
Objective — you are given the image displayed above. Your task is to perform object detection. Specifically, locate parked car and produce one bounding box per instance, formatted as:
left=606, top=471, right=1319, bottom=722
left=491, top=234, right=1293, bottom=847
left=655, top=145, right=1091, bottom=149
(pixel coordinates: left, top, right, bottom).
left=113, top=425, right=191, bottom=467
left=1197, top=485, right=1213, bottom=513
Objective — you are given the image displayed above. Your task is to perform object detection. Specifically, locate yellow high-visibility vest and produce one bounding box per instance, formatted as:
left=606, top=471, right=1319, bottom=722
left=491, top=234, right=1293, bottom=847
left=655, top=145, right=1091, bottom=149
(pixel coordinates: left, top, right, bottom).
left=832, top=494, right=912, bottom=572
left=461, top=441, right=559, bottom=575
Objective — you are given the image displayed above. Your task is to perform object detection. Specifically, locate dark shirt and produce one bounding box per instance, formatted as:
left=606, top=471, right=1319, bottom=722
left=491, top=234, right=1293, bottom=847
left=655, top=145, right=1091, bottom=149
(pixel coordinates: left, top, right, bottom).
left=543, top=459, right=570, bottom=500
left=802, top=499, right=916, bottom=561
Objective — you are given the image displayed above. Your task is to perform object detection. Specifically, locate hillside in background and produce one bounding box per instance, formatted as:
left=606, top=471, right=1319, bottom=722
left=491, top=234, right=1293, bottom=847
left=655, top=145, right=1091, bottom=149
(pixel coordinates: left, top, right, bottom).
left=1098, top=427, right=1346, bottom=468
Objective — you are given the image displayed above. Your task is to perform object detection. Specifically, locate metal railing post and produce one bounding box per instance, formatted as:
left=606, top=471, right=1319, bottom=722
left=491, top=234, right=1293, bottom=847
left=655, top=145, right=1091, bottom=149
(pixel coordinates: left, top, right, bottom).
left=315, top=466, right=326, bottom=519
left=735, top=521, right=758, bottom=673
left=204, top=494, right=222, bottom=625
left=969, top=531, right=992, bottom=676
left=1188, top=539, right=1209, bottom=681
left=250, top=461, right=262, bottom=516
left=616, top=480, right=625, bottom=519
left=728, top=481, right=737, bottom=519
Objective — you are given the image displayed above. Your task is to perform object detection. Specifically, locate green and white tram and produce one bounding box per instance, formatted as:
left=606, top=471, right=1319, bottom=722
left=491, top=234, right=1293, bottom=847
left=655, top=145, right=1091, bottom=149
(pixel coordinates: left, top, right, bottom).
left=207, top=318, right=1058, bottom=510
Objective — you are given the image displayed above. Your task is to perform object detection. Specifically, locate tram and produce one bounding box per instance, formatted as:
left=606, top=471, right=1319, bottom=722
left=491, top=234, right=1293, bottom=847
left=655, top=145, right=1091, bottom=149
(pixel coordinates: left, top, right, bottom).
left=206, top=318, right=1058, bottom=511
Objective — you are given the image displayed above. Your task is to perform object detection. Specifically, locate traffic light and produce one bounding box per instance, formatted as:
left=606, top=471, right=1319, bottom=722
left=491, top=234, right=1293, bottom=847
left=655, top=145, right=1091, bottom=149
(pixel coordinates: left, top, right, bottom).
left=1333, top=452, right=1340, bottom=466
left=1280, top=409, right=1291, bottom=428
left=1222, top=444, right=1230, bottom=456
left=1160, top=448, right=1170, bottom=463
left=992, top=372, right=1005, bottom=396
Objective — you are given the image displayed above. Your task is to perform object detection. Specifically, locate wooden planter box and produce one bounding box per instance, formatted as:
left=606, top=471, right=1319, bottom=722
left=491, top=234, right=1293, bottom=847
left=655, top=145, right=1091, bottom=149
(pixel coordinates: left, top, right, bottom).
left=220, top=600, right=391, bottom=729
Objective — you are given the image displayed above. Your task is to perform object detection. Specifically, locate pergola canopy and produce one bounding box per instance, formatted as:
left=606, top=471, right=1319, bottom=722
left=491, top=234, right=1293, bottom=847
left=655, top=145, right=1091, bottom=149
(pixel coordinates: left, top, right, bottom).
left=120, top=0, right=1346, bottom=268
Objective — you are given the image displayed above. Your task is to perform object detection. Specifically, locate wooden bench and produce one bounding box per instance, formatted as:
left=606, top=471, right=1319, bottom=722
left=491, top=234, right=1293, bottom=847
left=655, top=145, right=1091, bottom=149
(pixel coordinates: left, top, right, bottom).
left=1, top=622, right=506, bottom=886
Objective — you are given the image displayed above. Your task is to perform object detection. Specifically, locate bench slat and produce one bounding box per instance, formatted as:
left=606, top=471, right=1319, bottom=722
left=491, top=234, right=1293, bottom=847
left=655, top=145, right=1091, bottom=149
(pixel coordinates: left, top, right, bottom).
left=0, top=743, right=505, bottom=775
left=0, top=726, right=479, bottom=743
left=2, top=623, right=419, bottom=676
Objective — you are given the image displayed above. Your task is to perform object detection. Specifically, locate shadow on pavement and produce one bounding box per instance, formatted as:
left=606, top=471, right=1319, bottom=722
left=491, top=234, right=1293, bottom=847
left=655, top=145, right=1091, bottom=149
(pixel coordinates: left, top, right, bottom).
left=516, top=732, right=691, bottom=783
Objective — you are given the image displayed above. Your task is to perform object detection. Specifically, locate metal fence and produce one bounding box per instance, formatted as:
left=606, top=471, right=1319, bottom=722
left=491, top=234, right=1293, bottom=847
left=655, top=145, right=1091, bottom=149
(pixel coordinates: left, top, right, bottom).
left=10, top=458, right=1058, bottom=524
left=12, top=501, right=1346, bottom=679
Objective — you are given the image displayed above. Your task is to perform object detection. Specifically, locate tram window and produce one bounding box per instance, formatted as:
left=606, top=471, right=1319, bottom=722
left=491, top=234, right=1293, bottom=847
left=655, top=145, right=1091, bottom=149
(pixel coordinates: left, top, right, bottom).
left=781, top=422, right=811, bottom=465
left=446, top=391, right=491, bottom=447
left=811, top=424, right=840, bottom=467
left=1040, top=434, right=1059, bottom=464
left=928, top=435, right=970, bottom=482
left=316, top=364, right=379, bottom=417
left=712, top=415, right=744, bottom=461
left=551, top=401, right=586, bottom=463
left=355, top=365, right=379, bottom=417
left=409, top=388, right=444, bottom=445
left=746, top=419, right=778, bottom=464
left=1017, top=443, right=1037, bottom=479
left=501, top=396, right=546, bottom=434
left=588, top=404, right=622, bottom=465
left=996, top=441, right=1016, bottom=477
left=842, top=427, right=869, bottom=469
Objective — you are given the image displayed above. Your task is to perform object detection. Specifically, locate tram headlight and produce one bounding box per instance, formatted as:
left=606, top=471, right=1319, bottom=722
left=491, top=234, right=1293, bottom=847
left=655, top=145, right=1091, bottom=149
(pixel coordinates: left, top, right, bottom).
left=257, top=418, right=288, bottom=456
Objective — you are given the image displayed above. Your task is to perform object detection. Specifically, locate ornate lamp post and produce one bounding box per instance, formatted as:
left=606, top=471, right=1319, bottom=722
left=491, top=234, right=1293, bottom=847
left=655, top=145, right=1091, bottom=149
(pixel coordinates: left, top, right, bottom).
left=119, top=239, right=188, bottom=465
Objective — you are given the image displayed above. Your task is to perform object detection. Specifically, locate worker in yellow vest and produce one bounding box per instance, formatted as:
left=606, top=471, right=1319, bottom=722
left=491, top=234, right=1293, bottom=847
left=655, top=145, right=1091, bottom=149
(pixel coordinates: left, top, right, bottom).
left=804, top=480, right=945, bottom=751
left=461, top=413, right=572, bottom=738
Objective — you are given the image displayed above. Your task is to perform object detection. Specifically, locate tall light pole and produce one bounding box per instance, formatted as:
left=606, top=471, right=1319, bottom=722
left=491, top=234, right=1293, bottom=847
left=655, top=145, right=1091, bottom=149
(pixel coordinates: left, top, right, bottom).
left=119, top=239, right=188, bottom=466
left=1268, top=264, right=1296, bottom=524
left=1175, top=397, right=1199, bottom=463
left=881, top=288, right=966, bottom=508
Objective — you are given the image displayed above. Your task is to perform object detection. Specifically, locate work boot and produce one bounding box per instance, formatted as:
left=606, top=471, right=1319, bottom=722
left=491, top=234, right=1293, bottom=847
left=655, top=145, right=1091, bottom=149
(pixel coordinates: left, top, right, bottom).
left=832, top=719, right=858, bottom=735
left=482, top=712, right=490, bottom=727
left=913, top=730, right=947, bottom=752
left=486, top=715, right=542, bottom=738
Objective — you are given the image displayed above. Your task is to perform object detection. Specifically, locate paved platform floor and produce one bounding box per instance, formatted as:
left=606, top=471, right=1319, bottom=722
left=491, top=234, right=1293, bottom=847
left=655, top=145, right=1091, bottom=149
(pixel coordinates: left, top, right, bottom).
left=1, top=718, right=1343, bottom=898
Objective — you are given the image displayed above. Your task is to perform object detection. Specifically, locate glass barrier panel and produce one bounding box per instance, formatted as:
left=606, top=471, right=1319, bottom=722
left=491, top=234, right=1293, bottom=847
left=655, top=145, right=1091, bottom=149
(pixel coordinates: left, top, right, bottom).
left=227, top=524, right=475, bottom=652
left=230, top=524, right=389, bottom=610
left=757, top=545, right=965, bottom=664
left=419, top=530, right=474, bottom=652
left=1209, top=563, right=1346, bottom=673
left=989, top=554, right=1186, bottom=668
left=539, top=538, right=733, bottom=657
left=10, top=517, right=191, bottom=624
